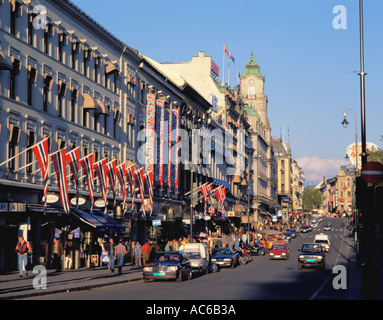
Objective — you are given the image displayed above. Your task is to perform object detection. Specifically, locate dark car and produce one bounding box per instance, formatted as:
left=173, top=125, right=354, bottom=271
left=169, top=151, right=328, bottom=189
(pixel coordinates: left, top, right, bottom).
left=298, top=243, right=325, bottom=271
left=211, top=247, right=238, bottom=268
left=143, top=251, right=192, bottom=282
left=287, top=228, right=297, bottom=238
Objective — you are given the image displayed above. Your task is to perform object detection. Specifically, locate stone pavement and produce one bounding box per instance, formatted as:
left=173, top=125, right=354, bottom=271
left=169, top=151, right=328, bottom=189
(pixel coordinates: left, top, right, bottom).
left=0, top=264, right=143, bottom=300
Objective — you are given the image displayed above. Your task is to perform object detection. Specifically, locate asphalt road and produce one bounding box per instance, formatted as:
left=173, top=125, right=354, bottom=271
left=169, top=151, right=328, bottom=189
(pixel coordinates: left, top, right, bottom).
left=26, top=217, right=351, bottom=300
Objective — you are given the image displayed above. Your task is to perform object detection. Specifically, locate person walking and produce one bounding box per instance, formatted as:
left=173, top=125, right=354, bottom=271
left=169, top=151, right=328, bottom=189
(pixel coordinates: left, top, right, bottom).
left=115, top=239, right=127, bottom=274
left=15, top=236, right=31, bottom=277
left=134, top=242, right=142, bottom=267
left=142, top=241, right=151, bottom=266
left=64, top=240, right=73, bottom=270
left=105, top=238, right=115, bottom=272
left=130, top=241, right=135, bottom=267
left=228, top=233, right=233, bottom=250
left=52, top=238, right=64, bottom=272
left=234, top=234, right=240, bottom=251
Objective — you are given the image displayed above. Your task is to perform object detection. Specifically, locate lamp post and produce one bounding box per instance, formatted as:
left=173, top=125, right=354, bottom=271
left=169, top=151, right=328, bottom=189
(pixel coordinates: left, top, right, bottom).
left=341, top=108, right=358, bottom=171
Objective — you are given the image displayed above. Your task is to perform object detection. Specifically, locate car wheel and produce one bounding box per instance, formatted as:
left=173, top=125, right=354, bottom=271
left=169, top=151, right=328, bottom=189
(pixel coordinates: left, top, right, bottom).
left=210, top=263, right=219, bottom=273
left=259, top=250, right=265, bottom=256
left=239, top=257, right=246, bottom=265
left=177, top=270, right=183, bottom=282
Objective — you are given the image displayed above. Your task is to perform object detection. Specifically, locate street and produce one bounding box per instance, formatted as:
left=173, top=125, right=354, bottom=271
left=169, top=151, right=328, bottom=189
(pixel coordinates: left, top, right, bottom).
left=24, top=218, right=352, bottom=300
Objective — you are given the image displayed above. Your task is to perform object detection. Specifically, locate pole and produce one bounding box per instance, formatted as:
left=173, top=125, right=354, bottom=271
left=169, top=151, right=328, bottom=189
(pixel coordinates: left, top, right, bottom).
left=359, top=0, right=367, bottom=166
left=247, top=177, right=250, bottom=245
left=190, top=170, right=193, bottom=241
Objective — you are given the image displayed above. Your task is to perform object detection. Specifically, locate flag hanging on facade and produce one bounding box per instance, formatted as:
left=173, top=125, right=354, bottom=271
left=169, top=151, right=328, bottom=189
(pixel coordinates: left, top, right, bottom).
left=72, top=228, right=80, bottom=239
left=66, top=146, right=80, bottom=207
left=115, top=163, right=126, bottom=212
left=32, top=138, right=50, bottom=206
left=144, top=170, right=154, bottom=215
left=106, top=159, right=117, bottom=207
left=199, top=183, right=208, bottom=214
left=51, top=149, right=70, bottom=214
left=155, top=98, right=165, bottom=187
left=145, top=93, right=156, bottom=173
left=94, top=159, right=108, bottom=206
left=125, top=164, right=136, bottom=212
left=136, top=167, right=146, bottom=215
left=206, top=183, right=213, bottom=205
left=79, top=154, right=95, bottom=212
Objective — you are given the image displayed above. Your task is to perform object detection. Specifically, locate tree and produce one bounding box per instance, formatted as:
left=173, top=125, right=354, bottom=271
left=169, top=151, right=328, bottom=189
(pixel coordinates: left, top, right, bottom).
left=302, top=187, right=322, bottom=212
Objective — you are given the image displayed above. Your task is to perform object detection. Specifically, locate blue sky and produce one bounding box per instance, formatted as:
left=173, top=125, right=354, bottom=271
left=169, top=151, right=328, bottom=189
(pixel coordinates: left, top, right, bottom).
left=72, top=0, right=383, bottom=183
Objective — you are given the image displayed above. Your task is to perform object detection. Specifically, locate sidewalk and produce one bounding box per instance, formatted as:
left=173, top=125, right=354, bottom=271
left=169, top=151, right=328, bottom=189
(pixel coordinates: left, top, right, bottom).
left=0, top=264, right=143, bottom=300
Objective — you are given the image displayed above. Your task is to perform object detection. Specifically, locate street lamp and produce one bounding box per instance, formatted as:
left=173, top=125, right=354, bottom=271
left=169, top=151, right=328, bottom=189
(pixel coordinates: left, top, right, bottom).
left=341, top=108, right=358, bottom=171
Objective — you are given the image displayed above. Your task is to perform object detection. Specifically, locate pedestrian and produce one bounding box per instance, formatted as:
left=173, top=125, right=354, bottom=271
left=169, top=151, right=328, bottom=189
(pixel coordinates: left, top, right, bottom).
left=228, top=233, right=233, bottom=250
left=164, top=240, right=171, bottom=251
left=64, top=240, right=73, bottom=270
left=134, top=242, right=142, bottom=267
left=52, top=238, right=64, bottom=272
left=142, top=241, right=151, bottom=266
left=234, top=234, right=240, bottom=251
left=15, top=235, right=31, bottom=277
left=173, top=239, right=179, bottom=251
left=105, top=238, right=115, bottom=272
left=130, top=241, right=135, bottom=267
left=114, top=239, right=127, bottom=274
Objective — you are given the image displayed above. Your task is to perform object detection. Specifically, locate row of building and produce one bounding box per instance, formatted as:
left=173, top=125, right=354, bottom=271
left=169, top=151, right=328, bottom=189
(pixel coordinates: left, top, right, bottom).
left=0, top=0, right=304, bottom=272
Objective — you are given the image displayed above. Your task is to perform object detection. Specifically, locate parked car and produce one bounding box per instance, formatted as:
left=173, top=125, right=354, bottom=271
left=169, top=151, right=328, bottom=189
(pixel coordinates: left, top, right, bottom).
left=269, top=243, right=290, bottom=260
left=211, top=247, right=238, bottom=269
left=298, top=243, right=326, bottom=271
left=143, top=251, right=192, bottom=282
left=323, top=223, right=332, bottom=231
left=179, top=243, right=209, bottom=275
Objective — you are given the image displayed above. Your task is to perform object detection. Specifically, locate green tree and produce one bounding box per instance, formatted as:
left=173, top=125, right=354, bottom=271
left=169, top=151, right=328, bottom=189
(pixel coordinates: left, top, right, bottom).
left=302, top=187, right=322, bottom=211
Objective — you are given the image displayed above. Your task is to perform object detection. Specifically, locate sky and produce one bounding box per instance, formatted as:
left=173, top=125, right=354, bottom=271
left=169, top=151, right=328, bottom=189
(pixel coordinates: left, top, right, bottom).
left=72, top=0, right=383, bottom=185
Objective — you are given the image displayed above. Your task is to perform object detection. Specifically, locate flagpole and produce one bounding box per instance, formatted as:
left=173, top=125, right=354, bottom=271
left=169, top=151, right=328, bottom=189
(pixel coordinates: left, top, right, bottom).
left=222, top=43, right=225, bottom=85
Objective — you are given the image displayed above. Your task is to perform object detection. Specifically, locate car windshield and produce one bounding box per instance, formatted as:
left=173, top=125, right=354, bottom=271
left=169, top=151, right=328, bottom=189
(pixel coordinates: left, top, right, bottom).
left=302, top=244, right=322, bottom=253
left=315, top=240, right=329, bottom=244
left=267, top=234, right=283, bottom=241
left=212, top=248, right=232, bottom=255
left=272, top=245, right=286, bottom=250
left=185, top=252, right=201, bottom=259
left=155, top=253, right=180, bottom=262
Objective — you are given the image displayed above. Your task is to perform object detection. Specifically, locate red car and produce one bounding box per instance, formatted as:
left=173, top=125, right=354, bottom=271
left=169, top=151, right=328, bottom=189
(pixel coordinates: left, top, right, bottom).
left=269, top=243, right=290, bottom=260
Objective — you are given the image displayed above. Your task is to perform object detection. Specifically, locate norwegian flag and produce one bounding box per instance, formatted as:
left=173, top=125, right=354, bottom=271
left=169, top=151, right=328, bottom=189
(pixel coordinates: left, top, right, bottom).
left=114, top=163, right=126, bottom=212
left=199, top=183, right=208, bottom=214
left=32, top=138, right=50, bottom=206
left=144, top=170, right=154, bottom=215
left=66, top=147, right=80, bottom=207
left=206, top=183, right=214, bottom=205
left=136, top=167, right=146, bottom=215
left=79, top=154, right=95, bottom=212
left=106, top=159, right=117, bottom=207
left=214, top=185, right=226, bottom=215
left=51, top=149, right=70, bottom=214
left=94, top=159, right=108, bottom=205
left=125, top=164, right=136, bottom=212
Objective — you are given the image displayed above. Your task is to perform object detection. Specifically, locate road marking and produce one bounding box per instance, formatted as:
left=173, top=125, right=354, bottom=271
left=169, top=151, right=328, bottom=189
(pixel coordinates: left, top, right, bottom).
left=309, top=221, right=348, bottom=300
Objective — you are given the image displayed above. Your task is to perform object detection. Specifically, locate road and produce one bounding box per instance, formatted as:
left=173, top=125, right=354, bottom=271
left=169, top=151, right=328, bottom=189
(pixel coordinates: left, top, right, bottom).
left=25, top=217, right=352, bottom=300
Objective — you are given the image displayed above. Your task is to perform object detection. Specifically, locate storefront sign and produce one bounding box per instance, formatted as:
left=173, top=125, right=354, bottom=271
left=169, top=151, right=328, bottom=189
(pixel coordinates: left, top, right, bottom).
left=0, top=203, right=26, bottom=212
left=0, top=203, right=8, bottom=212
left=152, top=220, right=161, bottom=226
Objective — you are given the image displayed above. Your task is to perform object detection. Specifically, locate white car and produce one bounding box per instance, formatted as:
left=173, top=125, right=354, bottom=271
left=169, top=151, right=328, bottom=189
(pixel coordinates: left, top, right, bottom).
left=314, top=233, right=331, bottom=252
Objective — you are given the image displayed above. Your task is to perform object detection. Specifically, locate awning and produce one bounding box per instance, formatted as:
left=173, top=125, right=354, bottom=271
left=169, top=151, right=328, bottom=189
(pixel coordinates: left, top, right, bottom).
left=72, top=210, right=106, bottom=231
left=212, top=178, right=230, bottom=189
left=0, top=51, right=13, bottom=71
left=83, top=93, right=106, bottom=114
left=93, top=211, right=125, bottom=231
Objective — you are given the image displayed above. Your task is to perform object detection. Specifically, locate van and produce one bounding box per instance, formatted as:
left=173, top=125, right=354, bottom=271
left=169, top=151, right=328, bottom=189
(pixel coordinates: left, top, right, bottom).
left=314, top=233, right=331, bottom=252
left=179, top=243, right=209, bottom=275
left=259, top=229, right=284, bottom=251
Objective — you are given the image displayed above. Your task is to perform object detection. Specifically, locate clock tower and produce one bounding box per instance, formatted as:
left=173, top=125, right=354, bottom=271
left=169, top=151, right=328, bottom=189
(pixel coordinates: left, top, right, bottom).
left=240, top=52, right=270, bottom=130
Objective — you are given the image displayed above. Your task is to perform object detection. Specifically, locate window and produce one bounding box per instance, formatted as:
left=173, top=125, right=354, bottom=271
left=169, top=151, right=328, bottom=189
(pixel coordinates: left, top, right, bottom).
left=58, top=34, right=65, bottom=63
left=71, top=41, right=79, bottom=70
left=26, top=130, right=36, bottom=175
left=8, top=124, right=20, bottom=171
left=27, top=66, right=37, bottom=106
left=43, top=74, right=53, bottom=112
left=10, top=58, right=21, bottom=100
left=28, top=13, right=35, bottom=46
left=57, top=81, right=67, bottom=118
left=70, top=89, right=78, bottom=122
